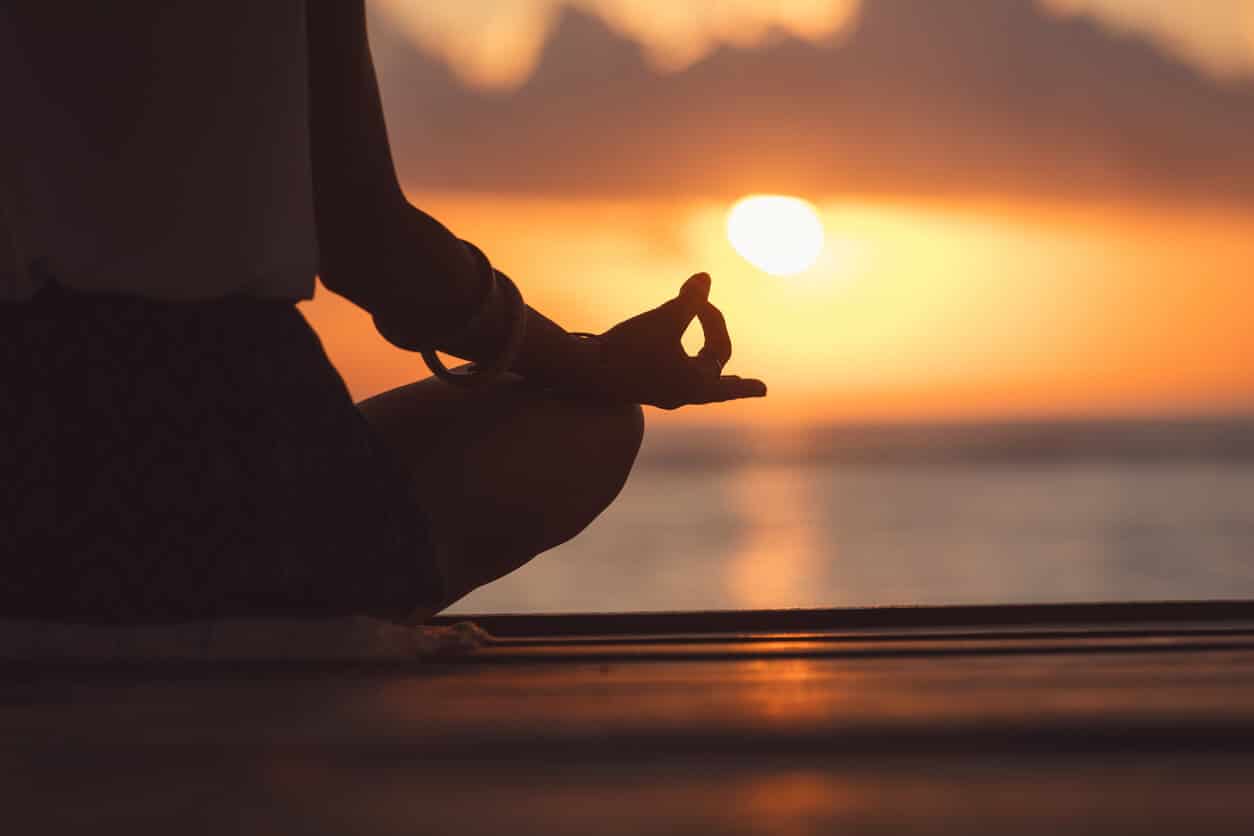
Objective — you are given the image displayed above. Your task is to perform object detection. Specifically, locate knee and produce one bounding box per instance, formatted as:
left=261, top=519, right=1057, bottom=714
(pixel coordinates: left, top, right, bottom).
left=611, top=400, right=646, bottom=456
left=581, top=401, right=645, bottom=504
left=541, top=399, right=642, bottom=525
left=498, top=398, right=643, bottom=565
left=615, top=400, right=646, bottom=475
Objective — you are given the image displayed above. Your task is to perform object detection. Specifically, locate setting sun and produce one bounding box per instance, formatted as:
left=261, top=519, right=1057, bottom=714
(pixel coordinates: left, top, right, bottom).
left=727, top=195, right=826, bottom=276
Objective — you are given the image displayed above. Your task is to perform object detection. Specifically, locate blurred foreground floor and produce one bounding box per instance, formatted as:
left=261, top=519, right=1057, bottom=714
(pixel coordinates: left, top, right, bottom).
left=4, top=604, right=1254, bottom=834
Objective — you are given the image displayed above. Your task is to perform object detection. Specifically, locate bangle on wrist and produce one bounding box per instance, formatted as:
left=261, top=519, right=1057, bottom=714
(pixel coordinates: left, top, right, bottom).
left=422, top=248, right=527, bottom=387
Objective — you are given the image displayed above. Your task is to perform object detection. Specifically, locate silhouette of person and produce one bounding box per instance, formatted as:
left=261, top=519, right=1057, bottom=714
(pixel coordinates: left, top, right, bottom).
left=0, top=1, right=764, bottom=624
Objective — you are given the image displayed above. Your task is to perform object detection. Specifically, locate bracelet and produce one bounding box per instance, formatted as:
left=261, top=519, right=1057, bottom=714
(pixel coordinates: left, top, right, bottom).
left=421, top=266, right=527, bottom=387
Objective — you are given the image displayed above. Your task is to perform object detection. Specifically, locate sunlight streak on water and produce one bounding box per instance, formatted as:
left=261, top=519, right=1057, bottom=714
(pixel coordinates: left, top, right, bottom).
left=725, top=465, right=823, bottom=609
left=452, top=421, right=1254, bottom=614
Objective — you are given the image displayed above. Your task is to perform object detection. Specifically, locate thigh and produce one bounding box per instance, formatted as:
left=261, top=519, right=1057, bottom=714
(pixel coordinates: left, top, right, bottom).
left=1, top=290, right=440, bottom=623
left=358, top=374, right=644, bottom=609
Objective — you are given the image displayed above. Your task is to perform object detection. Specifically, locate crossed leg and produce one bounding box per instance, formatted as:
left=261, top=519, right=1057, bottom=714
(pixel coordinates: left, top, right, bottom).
left=358, top=375, right=645, bottom=617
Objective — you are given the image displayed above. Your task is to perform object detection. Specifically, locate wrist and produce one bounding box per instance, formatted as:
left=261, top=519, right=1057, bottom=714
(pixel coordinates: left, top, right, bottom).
left=424, top=268, right=527, bottom=387
left=518, top=330, right=607, bottom=391
left=567, top=332, right=609, bottom=383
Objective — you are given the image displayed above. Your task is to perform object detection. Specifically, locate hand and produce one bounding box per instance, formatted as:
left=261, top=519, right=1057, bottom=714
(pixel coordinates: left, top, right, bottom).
left=584, top=273, right=768, bottom=410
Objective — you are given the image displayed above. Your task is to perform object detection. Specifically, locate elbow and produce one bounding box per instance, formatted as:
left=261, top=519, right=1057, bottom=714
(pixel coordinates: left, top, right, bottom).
left=315, top=250, right=376, bottom=311
left=314, top=202, right=490, bottom=351
left=312, top=199, right=403, bottom=306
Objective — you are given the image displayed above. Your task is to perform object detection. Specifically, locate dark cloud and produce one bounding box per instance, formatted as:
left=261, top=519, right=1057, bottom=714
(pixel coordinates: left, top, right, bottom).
left=371, top=0, right=1254, bottom=205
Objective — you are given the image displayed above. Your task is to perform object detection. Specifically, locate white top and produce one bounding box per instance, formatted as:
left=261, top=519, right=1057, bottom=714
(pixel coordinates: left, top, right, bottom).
left=0, top=1, right=318, bottom=301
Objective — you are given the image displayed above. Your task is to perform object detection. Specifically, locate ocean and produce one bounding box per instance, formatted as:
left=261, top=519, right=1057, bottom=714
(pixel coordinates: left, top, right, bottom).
left=450, top=417, right=1254, bottom=614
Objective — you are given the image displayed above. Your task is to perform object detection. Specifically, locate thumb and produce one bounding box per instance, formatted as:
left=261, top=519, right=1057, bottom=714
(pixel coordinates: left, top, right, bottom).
left=645, top=272, right=711, bottom=340
left=662, top=273, right=712, bottom=328
left=678, top=272, right=712, bottom=308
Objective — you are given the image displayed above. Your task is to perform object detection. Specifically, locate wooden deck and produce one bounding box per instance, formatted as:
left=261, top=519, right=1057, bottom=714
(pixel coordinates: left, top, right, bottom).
left=5, top=602, right=1254, bottom=834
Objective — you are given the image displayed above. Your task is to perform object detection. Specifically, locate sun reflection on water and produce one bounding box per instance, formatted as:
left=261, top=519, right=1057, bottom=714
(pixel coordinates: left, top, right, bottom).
left=725, top=459, right=823, bottom=610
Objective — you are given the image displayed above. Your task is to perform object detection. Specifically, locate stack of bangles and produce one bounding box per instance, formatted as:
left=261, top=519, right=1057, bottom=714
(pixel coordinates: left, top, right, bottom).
left=420, top=244, right=529, bottom=387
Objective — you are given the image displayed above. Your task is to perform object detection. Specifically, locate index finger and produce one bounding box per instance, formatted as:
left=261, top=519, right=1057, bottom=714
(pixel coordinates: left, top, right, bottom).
left=693, top=375, right=768, bottom=404
left=695, top=301, right=732, bottom=371
left=653, top=273, right=712, bottom=340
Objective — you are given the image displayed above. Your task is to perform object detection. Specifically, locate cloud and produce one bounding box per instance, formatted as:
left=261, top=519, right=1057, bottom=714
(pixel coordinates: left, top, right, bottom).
left=371, top=0, right=1254, bottom=205
left=1041, top=0, right=1254, bottom=79
left=372, top=0, right=1254, bottom=89
left=371, top=0, right=862, bottom=89
left=369, top=1, right=555, bottom=89
left=585, top=0, right=862, bottom=72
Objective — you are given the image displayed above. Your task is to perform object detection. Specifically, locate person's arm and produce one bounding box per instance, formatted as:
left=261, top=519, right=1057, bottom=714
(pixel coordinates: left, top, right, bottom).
left=305, top=1, right=765, bottom=408
left=305, top=0, right=592, bottom=377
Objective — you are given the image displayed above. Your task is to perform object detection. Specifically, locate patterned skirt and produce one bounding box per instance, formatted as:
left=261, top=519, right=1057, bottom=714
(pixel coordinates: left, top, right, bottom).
left=0, top=281, right=441, bottom=624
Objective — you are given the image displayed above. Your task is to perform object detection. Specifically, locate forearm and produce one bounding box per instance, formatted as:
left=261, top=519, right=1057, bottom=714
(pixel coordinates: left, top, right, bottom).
left=320, top=199, right=595, bottom=380
left=317, top=200, right=486, bottom=346
left=418, top=233, right=602, bottom=385
left=319, top=202, right=598, bottom=391
left=443, top=296, right=604, bottom=387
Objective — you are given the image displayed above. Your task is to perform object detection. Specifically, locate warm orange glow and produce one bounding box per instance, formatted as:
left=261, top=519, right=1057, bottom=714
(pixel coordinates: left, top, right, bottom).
left=726, top=461, right=821, bottom=609
left=373, top=1, right=1254, bottom=89
left=727, top=195, right=826, bottom=277
left=301, top=191, right=1254, bottom=423
left=372, top=0, right=864, bottom=89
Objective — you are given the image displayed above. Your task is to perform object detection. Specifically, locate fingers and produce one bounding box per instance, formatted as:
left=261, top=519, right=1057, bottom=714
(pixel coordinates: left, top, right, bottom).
left=687, top=375, right=767, bottom=405
left=695, top=301, right=731, bottom=372
left=679, top=272, right=712, bottom=306
left=715, top=375, right=767, bottom=401
left=651, top=372, right=767, bottom=409
left=653, top=273, right=711, bottom=340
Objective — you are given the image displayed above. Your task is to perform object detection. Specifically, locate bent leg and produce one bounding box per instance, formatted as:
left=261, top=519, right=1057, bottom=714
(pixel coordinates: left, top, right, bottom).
left=358, top=376, right=644, bottom=616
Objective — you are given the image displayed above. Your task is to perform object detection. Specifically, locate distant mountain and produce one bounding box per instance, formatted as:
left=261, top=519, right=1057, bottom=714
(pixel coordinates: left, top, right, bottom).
left=370, top=0, right=1254, bottom=204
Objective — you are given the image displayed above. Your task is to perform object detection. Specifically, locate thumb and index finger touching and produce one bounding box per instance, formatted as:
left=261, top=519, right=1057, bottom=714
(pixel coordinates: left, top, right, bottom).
left=661, top=272, right=767, bottom=401
left=678, top=272, right=731, bottom=373
left=684, top=273, right=766, bottom=400
left=654, top=272, right=710, bottom=336
left=663, top=272, right=728, bottom=360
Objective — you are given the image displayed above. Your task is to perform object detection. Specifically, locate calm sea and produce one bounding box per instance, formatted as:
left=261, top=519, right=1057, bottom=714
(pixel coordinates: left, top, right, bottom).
left=450, top=417, right=1254, bottom=614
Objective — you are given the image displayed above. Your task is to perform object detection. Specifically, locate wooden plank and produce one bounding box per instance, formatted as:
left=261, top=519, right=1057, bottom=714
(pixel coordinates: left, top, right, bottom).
left=433, top=600, right=1254, bottom=636
left=7, top=609, right=1254, bottom=833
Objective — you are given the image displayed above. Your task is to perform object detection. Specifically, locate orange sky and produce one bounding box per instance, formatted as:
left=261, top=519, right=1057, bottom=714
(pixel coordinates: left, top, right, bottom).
left=372, top=0, right=1254, bottom=89
left=302, top=192, right=1254, bottom=424
left=299, top=2, right=1254, bottom=426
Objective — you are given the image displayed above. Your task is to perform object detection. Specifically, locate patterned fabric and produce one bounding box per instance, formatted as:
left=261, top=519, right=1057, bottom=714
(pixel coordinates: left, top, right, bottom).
left=0, top=282, right=440, bottom=624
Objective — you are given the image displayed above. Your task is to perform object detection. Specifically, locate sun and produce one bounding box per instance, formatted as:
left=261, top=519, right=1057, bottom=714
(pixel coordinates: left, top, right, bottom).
left=727, top=195, right=825, bottom=276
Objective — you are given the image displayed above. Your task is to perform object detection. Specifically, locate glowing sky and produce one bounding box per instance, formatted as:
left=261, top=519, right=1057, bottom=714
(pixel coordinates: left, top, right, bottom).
left=297, top=1, right=1254, bottom=423
left=371, top=0, right=860, bottom=87
left=1042, top=0, right=1254, bottom=78
left=303, top=192, right=1254, bottom=423
left=372, top=0, right=1254, bottom=88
